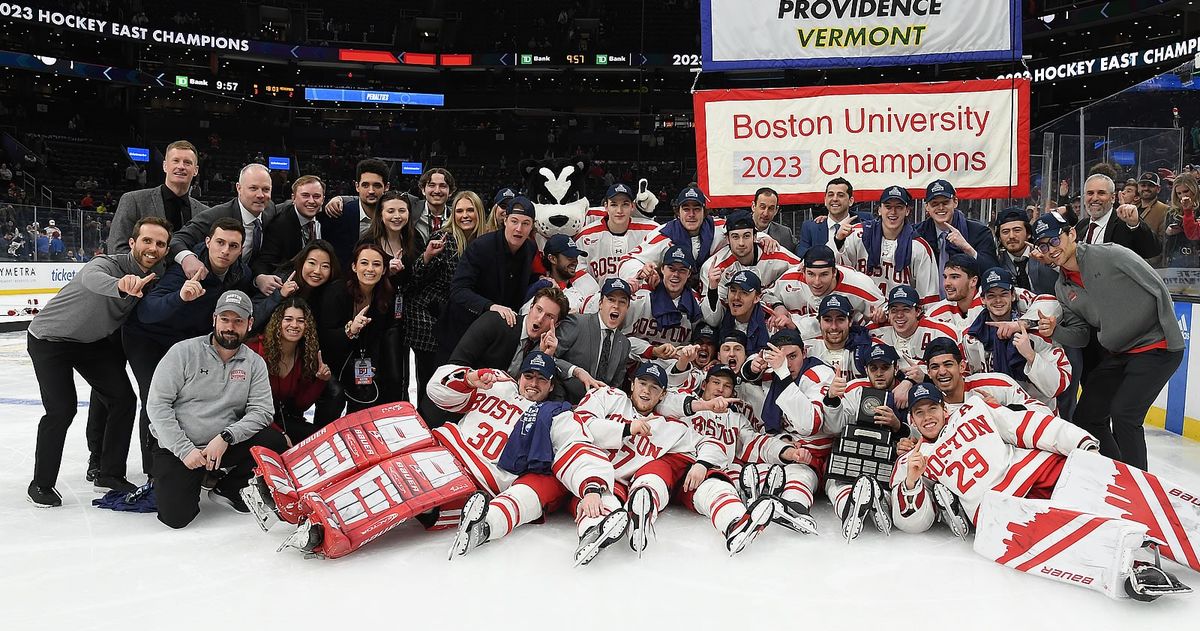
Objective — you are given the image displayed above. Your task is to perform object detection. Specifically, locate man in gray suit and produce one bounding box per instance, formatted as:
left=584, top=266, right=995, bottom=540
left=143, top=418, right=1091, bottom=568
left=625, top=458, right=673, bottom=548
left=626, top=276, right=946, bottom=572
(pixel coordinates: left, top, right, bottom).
left=107, top=140, right=208, bottom=254
left=553, top=278, right=634, bottom=403
left=750, top=187, right=796, bottom=253
left=169, top=163, right=279, bottom=294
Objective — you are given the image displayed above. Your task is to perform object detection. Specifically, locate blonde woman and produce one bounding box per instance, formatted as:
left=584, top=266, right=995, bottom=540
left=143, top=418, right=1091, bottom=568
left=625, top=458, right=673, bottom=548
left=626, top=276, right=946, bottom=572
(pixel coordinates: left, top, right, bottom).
left=1163, top=172, right=1200, bottom=268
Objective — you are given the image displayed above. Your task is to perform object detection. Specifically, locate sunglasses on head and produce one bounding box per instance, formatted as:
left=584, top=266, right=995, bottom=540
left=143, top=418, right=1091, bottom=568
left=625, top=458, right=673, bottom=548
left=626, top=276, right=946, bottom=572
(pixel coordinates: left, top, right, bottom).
left=1034, top=232, right=1067, bottom=253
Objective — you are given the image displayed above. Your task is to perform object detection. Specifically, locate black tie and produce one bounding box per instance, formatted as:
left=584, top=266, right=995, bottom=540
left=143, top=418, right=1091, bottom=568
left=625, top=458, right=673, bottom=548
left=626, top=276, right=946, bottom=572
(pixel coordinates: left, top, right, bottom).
left=596, top=329, right=614, bottom=381
left=303, top=221, right=315, bottom=246
left=250, top=218, right=263, bottom=255
left=1086, top=222, right=1099, bottom=244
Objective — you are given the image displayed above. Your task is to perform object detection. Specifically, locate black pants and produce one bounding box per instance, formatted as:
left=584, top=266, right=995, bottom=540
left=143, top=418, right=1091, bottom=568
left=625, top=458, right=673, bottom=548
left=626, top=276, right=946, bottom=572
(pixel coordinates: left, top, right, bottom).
left=1071, top=348, right=1183, bottom=471
left=85, top=329, right=127, bottom=461
left=28, top=333, right=137, bottom=488
left=123, top=334, right=172, bottom=477
left=414, top=347, right=451, bottom=427
left=152, top=428, right=288, bottom=529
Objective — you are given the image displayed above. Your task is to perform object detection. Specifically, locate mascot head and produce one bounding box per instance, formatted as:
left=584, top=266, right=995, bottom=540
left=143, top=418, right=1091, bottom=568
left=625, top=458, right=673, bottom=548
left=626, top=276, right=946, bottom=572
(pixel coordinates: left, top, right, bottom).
left=520, top=158, right=591, bottom=241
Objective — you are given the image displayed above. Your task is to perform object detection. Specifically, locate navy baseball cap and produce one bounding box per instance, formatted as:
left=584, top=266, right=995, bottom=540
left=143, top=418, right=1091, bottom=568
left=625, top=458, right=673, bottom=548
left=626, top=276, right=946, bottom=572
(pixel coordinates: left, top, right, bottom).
left=726, top=269, right=762, bottom=293
left=634, top=361, right=668, bottom=388
left=508, top=195, right=536, bottom=219
left=692, top=323, right=719, bottom=343
left=520, top=351, right=556, bottom=379
left=866, top=343, right=900, bottom=366
left=945, top=253, right=980, bottom=278
left=887, top=284, right=919, bottom=308
left=925, top=179, right=956, bottom=200
left=492, top=187, right=517, bottom=208
left=994, top=207, right=1029, bottom=229
left=545, top=234, right=586, bottom=258
left=604, top=182, right=634, bottom=201
left=879, top=185, right=913, bottom=206
left=720, top=329, right=748, bottom=348
left=909, top=382, right=943, bottom=407
left=818, top=293, right=851, bottom=317
left=922, top=337, right=962, bottom=364
left=1032, top=211, right=1071, bottom=242
left=803, top=244, right=837, bottom=269
left=980, top=267, right=1014, bottom=293
left=725, top=210, right=756, bottom=232
left=705, top=364, right=737, bottom=382
left=601, top=277, right=633, bottom=298
left=662, top=244, right=694, bottom=269
left=769, top=329, right=804, bottom=348
left=674, top=185, right=707, bottom=207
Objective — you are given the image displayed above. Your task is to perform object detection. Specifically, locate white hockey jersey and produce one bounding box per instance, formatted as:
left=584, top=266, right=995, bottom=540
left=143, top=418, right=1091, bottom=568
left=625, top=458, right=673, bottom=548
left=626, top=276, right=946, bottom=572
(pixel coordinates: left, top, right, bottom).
left=962, top=332, right=1072, bottom=405
left=763, top=265, right=885, bottom=339
left=869, top=317, right=961, bottom=373
left=834, top=226, right=940, bottom=305
left=699, top=244, right=802, bottom=300
left=657, top=392, right=791, bottom=474
left=573, top=219, right=660, bottom=286
left=616, top=217, right=730, bottom=282
left=427, top=366, right=613, bottom=498
left=948, top=373, right=1054, bottom=417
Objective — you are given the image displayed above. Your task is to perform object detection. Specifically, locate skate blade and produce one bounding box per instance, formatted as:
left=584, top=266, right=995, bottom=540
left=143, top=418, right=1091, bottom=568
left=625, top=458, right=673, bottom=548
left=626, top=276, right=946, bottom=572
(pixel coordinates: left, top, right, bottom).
left=277, top=522, right=316, bottom=554
left=730, top=501, right=775, bottom=556
left=241, top=487, right=279, bottom=533
left=574, top=511, right=630, bottom=567
left=448, top=494, right=488, bottom=561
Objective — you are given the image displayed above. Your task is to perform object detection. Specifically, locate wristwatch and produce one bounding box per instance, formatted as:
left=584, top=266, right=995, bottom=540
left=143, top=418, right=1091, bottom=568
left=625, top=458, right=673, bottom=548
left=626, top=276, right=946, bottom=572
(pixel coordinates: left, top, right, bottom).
left=219, top=429, right=234, bottom=445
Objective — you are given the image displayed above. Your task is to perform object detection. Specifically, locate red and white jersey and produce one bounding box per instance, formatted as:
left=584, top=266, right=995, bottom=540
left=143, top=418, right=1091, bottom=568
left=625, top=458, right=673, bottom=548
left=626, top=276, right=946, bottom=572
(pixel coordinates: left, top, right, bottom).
left=928, top=289, right=1061, bottom=340
left=699, top=244, right=802, bottom=300
left=657, top=392, right=791, bottom=473
left=949, top=372, right=1054, bottom=417
left=427, top=366, right=612, bottom=498
left=757, top=364, right=836, bottom=468
left=890, top=399, right=1098, bottom=532
left=835, top=227, right=939, bottom=304
left=583, top=287, right=701, bottom=356
left=870, top=318, right=960, bottom=372
left=574, top=387, right=721, bottom=485
left=574, top=219, right=660, bottom=286
left=802, top=340, right=860, bottom=381
left=616, top=217, right=730, bottom=283
left=962, top=332, right=1072, bottom=406
left=763, top=265, right=885, bottom=339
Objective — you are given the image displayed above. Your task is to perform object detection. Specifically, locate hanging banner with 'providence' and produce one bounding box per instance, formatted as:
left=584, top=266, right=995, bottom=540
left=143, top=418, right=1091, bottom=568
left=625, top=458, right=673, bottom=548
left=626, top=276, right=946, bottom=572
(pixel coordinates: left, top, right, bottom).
left=693, top=79, right=1030, bottom=208
left=700, top=0, right=1021, bottom=71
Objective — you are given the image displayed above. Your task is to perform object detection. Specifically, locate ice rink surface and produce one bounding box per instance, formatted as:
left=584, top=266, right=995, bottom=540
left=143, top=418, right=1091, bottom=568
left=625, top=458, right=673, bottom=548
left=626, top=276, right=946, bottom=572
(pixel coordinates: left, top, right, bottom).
left=2, top=331, right=1198, bottom=629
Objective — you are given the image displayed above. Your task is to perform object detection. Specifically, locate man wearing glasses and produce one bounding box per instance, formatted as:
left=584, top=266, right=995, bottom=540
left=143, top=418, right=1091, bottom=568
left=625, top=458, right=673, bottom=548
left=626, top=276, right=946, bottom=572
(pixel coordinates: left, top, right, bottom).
left=1029, top=212, right=1183, bottom=472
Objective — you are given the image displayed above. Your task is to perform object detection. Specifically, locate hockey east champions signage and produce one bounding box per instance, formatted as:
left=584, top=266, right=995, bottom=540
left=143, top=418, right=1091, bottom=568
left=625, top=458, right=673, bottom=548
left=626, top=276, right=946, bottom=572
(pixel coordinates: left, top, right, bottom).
left=693, top=79, right=1030, bottom=207
left=0, top=4, right=251, bottom=52
left=700, top=0, right=1021, bottom=71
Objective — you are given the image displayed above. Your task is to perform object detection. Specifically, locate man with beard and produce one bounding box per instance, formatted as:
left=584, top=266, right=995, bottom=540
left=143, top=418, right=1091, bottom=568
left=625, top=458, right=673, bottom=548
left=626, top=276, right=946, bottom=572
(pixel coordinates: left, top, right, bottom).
left=765, top=245, right=885, bottom=338
left=804, top=293, right=872, bottom=382
left=146, top=290, right=287, bottom=528
left=700, top=210, right=801, bottom=301
left=316, top=159, right=391, bottom=271
left=26, top=217, right=170, bottom=506
left=574, top=183, right=660, bottom=285
left=523, top=233, right=598, bottom=313
left=993, top=207, right=1057, bottom=295
left=832, top=185, right=939, bottom=303
left=553, top=278, right=634, bottom=403
left=914, top=179, right=999, bottom=292
left=254, top=175, right=326, bottom=278
left=1135, top=171, right=1170, bottom=244
left=1074, top=174, right=1159, bottom=259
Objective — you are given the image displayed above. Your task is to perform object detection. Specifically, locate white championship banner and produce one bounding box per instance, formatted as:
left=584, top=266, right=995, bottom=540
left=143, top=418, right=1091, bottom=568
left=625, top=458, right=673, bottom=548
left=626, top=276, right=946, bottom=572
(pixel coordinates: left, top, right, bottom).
left=701, top=0, right=1021, bottom=71
left=693, top=79, right=1030, bottom=207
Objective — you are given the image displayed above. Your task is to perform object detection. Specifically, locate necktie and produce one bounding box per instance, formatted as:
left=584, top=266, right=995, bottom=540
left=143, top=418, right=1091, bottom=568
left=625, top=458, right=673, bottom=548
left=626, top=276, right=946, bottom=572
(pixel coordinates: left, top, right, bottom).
left=250, top=218, right=262, bottom=257
left=431, top=212, right=442, bottom=233
left=937, top=232, right=949, bottom=299
left=1012, top=258, right=1030, bottom=291
left=1085, top=222, right=1099, bottom=244
left=302, top=221, right=316, bottom=246
left=596, top=329, right=614, bottom=380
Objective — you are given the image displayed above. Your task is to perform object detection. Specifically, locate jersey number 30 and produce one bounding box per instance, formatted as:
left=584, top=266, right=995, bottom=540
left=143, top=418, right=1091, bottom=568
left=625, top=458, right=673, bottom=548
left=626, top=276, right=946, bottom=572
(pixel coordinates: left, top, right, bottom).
left=466, top=422, right=509, bottom=460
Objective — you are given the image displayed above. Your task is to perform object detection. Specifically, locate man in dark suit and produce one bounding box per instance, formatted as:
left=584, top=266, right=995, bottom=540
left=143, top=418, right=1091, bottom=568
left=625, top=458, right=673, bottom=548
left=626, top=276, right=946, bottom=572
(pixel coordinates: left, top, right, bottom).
left=448, top=285, right=570, bottom=373
left=440, top=196, right=539, bottom=355
left=994, top=207, right=1058, bottom=295
left=254, top=175, right=325, bottom=277
left=554, top=278, right=634, bottom=403
left=169, top=163, right=279, bottom=293
left=915, top=179, right=1000, bottom=297
left=107, top=140, right=208, bottom=253
left=1074, top=173, right=1160, bottom=259
left=748, top=187, right=796, bottom=253
left=317, top=158, right=390, bottom=271
left=796, top=177, right=864, bottom=258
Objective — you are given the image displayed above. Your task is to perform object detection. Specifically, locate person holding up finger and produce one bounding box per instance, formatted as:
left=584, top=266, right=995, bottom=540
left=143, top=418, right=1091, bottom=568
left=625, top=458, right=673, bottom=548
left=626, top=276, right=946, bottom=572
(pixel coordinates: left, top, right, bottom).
left=915, top=179, right=1000, bottom=291
left=26, top=217, right=170, bottom=506
left=552, top=278, right=634, bottom=403
left=246, top=297, right=332, bottom=443
left=361, top=191, right=420, bottom=402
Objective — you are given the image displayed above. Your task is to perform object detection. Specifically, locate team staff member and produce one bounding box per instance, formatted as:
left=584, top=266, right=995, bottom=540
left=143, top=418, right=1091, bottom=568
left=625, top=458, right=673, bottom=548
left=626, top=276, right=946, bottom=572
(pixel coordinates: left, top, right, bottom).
left=27, top=217, right=171, bottom=506
left=318, top=159, right=391, bottom=270
left=254, top=175, right=326, bottom=279
left=1074, top=173, right=1160, bottom=259
left=1032, top=212, right=1185, bottom=471
left=796, top=177, right=861, bottom=258
left=147, top=291, right=287, bottom=528
left=107, top=140, right=208, bottom=253
left=748, top=187, right=796, bottom=253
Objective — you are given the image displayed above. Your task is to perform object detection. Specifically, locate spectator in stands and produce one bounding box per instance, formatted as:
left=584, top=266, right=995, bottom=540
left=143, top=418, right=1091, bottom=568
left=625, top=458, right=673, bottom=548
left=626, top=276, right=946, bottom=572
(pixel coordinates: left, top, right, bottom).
left=171, top=163, right=279, bottom=292
left=915, top=179, right=999, bottom=296
left=136, top=167, right=147, bottom=187
left=255, top=175, right=325, bottom=279
left=440, top=196, right=538, bottom=361
left=315, top=243, right=394, bottom=424
left=0, top=163, right=11, bottom=184
left=748, top=187, right=796, bottom=253
left=80, top=191, right=94, bottom=211
left=26, top=217, right=170, bottom=507
left=108, top=140, right=208, bottom=255
left=411, top=167, right=456, bottom=243
left=1119, top=178, right=1139, bottom=205
left=35, top=230, right=49, bottom=260
left=1136, top=171, right=1170, bottom=242
left=247, top=296, right=332, bottom=444
left=124, top=218, right=253, bottom=478
left=1163, top=172, right=1200, bottom=269
left=48, top=230, right=64, bottom=261
left=360, top=191, right=419, bottom=402
left=482, top=187, right=516, bottom=234
left=319, top=158, right=389, bottom=272
left=994, top=207, right=1057, bottom=295
left=1075, top=173, right=1160, bottom=259
left=147, top=290, right=287, bottom=528
left=407, top=190, right=489, bottom=421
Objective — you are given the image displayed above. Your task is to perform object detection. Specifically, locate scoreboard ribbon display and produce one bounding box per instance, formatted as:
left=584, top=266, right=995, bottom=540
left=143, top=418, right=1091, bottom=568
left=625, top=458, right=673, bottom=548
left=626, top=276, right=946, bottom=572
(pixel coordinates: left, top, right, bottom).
left=700, top=0, right=1021, bottom=71
left=693, top=79, right=1030, bottom=207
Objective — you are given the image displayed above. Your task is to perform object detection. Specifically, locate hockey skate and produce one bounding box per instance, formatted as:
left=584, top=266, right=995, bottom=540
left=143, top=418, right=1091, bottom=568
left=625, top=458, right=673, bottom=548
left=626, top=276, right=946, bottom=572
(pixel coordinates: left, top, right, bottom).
left=738, top=464, right=761, bottom=502
left=627, top=486, right=658, bottom=557
left=759, top=463, right=786, bottom=498
left=841, top=476, right=875, bottom=543
left=277, top=520, right=324, bottom=556
left=574, top=509, right=630, bottom=567
left=1125, top=544, right=1193, bottom=601
left=771, top=497, right=819, bottom=535
left=868, top=478, right=892, bottom=536
left=448, top=491, right=491, bottom=560
left=241, top=475, right=280, bottom=533
left=725, top=496, right=775, bottom=556
left=931, top=482, right=971, bottom=540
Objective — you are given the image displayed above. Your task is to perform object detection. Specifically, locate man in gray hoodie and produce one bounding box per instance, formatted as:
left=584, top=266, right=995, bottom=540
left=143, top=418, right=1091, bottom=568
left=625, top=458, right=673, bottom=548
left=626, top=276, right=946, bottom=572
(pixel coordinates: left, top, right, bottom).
left=1032, top=212, right=1184, bottom=471
left=147, top=290, right=286, bottom=528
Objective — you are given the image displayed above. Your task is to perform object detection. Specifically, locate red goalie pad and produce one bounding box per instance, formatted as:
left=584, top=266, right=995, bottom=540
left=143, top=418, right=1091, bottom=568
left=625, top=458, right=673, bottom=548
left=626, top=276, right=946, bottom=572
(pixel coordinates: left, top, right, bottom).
left=249, top=402, right=436, bottom=523
left=302, top=446, right=477, bottom=558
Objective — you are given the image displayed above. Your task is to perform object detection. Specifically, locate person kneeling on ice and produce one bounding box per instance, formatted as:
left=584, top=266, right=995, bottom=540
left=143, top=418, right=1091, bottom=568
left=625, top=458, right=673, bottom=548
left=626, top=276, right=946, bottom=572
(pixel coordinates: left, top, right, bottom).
left=448, top=351, right=618, bottom=560
left=893, top=383, right=1193, bottom=601
left=573, top=362, right=775, bottom=562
